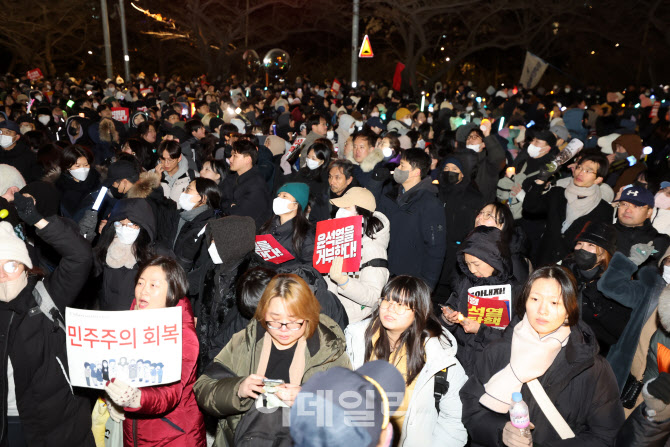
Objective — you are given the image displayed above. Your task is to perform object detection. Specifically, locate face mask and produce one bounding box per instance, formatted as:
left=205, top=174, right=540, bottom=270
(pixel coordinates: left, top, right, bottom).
left=427, top=117, right=433, bottom=124
left=326, top=130, right=334, bottom=140
left=370, top=112, right=379, bottom=117
left=441, top=171, right=460, bottom=185
left=20, top=126, right=32, bottom=135
left=466, top=144, right=481, bottom=152
left=69, top=167, right=90, bottom=182
left=178, top=192, right=198, bottom=210
left=0, top=135, right=15, bottom=149
left=0, top=273, right=28, bottom=303
left=348, top=126, right=355, bottom=135
left=527, top=144, right=543, bottom=158
left=655, top=192, right=670, bottom=210
left=38, top=115, right=50, bottom=126
left=115, top=225, right=140, bottom=245
left=564, top=88, right=571, bottom=94
left=382, top=146, right=393, bottom=158
left=306, top=158, right=322, bottom=170
left=34, top=95, right=43, bottom=102
left=92, top=102, right=100, bottom=109
left=574, top=249, right=598, bottom=271
left=273, top=197, right=295, bottom=215
left=416, top=139, right=426, bottom=149
left=335, top=208, right=356, bottom=219
left=110, top=185, right=124, bottom=199
left=664, top=265, right=670, bottom=284
left=393, top=168, right=410, bottom=184
left=466, top=106, right=473, bottom=112
left=208, top=242, right=223, bottom=264
left=68, top=126, right=79, bottom=137
left=402, top=117, right=412, bottom=126
left=614, top=151, right=628, bottom=161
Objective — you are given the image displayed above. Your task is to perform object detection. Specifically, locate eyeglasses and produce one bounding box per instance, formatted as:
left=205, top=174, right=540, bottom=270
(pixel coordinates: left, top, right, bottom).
left=1, top=261, right=19, bottom=274
left=266, top=320, right=306, bottom=331
left=466, top=134, right=482, bottom=142
left=574, top=165, right=596, bottom=175
left=477, top=211, right=497, bottom=221
left=379, top=298, right=412, bottom=315
left=114, top=221, right=140, bottom=230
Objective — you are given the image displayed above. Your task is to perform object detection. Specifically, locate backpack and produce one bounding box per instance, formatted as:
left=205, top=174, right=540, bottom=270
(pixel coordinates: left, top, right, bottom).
left=29, top=280, right=66, bottom=332
left=233, top=402, right=293, bottom=447
left=433, top=368, right=450, bottom=414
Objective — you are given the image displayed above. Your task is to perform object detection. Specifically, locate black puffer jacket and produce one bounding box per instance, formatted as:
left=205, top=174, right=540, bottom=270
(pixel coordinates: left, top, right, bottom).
left=0, top=138, right=40, bottom=182
left=614, top=219, right=670, bottom=268
left=52, top=167, right=102, bottom=221
left=220, top=167, right=272, bottom=230
left=260, top=216, right=316, bottom=266
left=461, top=321, right=625, bottom=447
left=0, top=217, right=95, bottom=447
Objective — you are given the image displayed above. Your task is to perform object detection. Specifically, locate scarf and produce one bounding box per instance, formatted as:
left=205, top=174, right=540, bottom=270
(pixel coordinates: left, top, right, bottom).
left=562, top=181, right=602, bottom=234
left=255, top=331, right=307, bottom=385
left=106, top=238, right=137, bottom=269
left=479, top=314, right=571, bottom=413
left=173, top=206, right=208, bottom=248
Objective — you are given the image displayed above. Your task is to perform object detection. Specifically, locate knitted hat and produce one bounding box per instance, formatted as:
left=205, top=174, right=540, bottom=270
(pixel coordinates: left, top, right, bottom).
left=208, top=117, right=224, bottom=132
left=533, top=129, right=557, bottom=148
left=398, top=135, right=412, bottom=149
left=574, top=221, right=617, bottom=255
left=207, top=216, right=256, bottom=271
left=330, top=187, right=376, bottom=212
left=550, top=125, right=570, bottom=142
left=0, top=222, right=32, bottom=268
left=443, top=157, right=464, bottom=173
left=0, top=120, right=20, bottom=133
left=264, top=135, right=288, bottom=156
left=278, top=183, right=309, bottom=210
left=395, top=108, right=411, bottom=121
left=367, top=116, right=386, bottom=131
left=0, top=165, right=26, bottom=196
left=455, top=123, right=478, bottom=144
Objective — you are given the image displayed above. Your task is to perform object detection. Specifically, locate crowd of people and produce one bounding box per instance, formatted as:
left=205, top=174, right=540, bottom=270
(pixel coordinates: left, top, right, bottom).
left=1, top=71, right=670, bottom=447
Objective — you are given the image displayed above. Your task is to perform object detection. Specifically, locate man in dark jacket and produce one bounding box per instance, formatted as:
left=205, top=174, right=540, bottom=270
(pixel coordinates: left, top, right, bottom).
left=221, top=139, right=271, bottom=229
left=368, top=149, right=446, bottom=289
left=350, top=131, right=384, bottom=187
left=0, top=121, right=40, bottom=182
left=523, top=153, right=613, bottom=266
left=614, top=184, right=670, bottom=267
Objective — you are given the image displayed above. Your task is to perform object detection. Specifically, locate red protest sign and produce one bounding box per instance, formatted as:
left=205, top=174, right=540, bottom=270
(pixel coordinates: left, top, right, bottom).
left=313, top=216, right=362, bottom=273
left=466, top=285, right=512, bottom=329
left=331, top=79, right=341, bottom=95
left=111, top=107, right=130, bottom=123
left=255, top=235, right=295, bottom=264
left=27, top=68, right=44, bottom=81
left=650, top=101, right=661, bottom=119
left=140, top=87, right=154, bottom=96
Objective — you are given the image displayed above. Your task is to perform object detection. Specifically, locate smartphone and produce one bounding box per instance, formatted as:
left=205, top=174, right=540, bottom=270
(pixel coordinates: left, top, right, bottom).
left=262, top=378, right=284, bottom=386
left=272, top=124, right=277, bottom=135
left=92, top=187, right=108, bottom=211
left=66, top=99, right=75, bottom=108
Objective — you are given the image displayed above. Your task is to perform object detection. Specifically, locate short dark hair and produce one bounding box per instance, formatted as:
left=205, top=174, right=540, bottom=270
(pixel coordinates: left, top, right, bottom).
left=136, top=121, right=156, bottom=138
left=353, top=130, right=378, bottom=149
left=60, top=144, right=93, bottom=171
left=193, top=177, right=221, bottom=209
left=515, top=265, right=579, bottom=326
left=383, top=133, right=401, bottom=152
left=401, top=149, right=431, bottom=178
left=220, top=123, right=239, bottom=137
left=231, top=139, right=258, bottom=165
left=328, top=159, right=355, bottom=180
left=577, top=152, right=609, bottom=179
left=159, top=139, right=181, bottom=160
left=307, top=114, right=325, bottom=131
left=236, top=267, right=277, bottom=319
left=135, top=256, right=188, bottom=308
left=184, top=119, right=204, bottom=135
left=195, top=100, right=208, bottom=110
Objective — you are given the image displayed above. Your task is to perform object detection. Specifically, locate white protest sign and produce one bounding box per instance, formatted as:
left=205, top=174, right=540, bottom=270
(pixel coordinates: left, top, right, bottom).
left=66, top=307, right=182, bottom=389
left=519, top=51, right=549, bottom=89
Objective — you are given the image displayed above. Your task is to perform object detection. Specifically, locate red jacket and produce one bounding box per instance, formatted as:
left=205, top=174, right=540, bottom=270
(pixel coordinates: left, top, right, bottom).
left=122, top=298, right=205, bottom=446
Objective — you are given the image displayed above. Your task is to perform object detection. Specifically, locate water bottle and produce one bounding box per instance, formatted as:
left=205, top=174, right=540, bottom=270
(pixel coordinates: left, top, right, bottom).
left=546, top=138, right=584, bottom=173
left=509, top=392, right=532, bottom=437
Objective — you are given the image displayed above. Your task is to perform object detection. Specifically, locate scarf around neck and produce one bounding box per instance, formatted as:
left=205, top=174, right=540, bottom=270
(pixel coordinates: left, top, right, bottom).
left=106, top=238, right=138, bottom=269
left=562, top=181, right=602, bottom=234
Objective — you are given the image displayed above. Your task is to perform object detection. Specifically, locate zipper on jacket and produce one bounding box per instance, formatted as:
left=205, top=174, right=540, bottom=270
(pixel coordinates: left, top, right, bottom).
left=133, top=419, right=138, bottom=447
left=160, top=417, right=185, bottom=433
left=0, top=313, right=14, bottom=442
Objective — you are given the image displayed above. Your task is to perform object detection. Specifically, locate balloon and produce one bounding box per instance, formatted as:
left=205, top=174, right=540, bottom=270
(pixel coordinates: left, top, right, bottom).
left=243, top=50, right=261, bottom=76
left=262, top=49, right=291, bottom=78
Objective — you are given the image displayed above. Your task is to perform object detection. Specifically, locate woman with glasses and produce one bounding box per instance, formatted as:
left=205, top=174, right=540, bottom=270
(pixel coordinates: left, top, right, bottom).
left=345, top=275, right=468, bottom=446
left=194, top=273, right=350, bottom=445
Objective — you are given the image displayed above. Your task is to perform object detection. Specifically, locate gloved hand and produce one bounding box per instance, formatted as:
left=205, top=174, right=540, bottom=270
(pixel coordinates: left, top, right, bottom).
left=502, top=421, right=533, bottom=447
left=643, top=373, right=670, bottom=421
left=105, top=379, right=141, bottom=409
left=12, top=192, right=43, bottom=226
left=372, top=167, right=390, bottom=182
left=329, top=256, right=349, bottom=286
left=629, top=242, right=658, bottom=266
left=106, top=399, right=126, bottom=422
left=79, top=210, right=99, bottom=241
left=536, top=167, right=552, bottom=183
left=280, top=150, right=294, bottom=175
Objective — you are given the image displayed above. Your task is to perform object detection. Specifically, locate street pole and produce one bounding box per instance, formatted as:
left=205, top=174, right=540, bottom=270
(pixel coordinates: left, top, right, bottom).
left=100, top=0, right=113, bottom=79
left=118, top=0, right=131, bottom=81
left=351, top=0, right=359, bottom=88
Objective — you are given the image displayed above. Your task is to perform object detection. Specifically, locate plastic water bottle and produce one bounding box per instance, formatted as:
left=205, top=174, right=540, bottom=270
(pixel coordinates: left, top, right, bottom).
left=509, top=392, right=532, bottom=437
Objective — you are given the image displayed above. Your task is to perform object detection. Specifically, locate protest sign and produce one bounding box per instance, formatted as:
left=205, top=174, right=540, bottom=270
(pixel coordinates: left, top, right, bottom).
left=466, top=284, right=512, bottom=329
left=331, top=79, right=341, bottom=95
left=255, top=234, right=295, bottom=264
left=27, top=68, right=44, bottom=81
left=289, top=136, right=306, bottom=153
left=66, top=307, right=182, bottom=389
left=313, top=215, right=362, bottom=273
left=111, top=107, right=130, bottom=123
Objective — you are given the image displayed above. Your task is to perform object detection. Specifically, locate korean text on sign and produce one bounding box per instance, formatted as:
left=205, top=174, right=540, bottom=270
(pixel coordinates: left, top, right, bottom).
left=254, top=235, right=295, bottom=264
left=312, top=215, right=363, bottom=273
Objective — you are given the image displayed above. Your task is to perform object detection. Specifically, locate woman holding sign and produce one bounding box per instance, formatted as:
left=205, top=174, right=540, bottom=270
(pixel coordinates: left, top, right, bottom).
left=104, top=256, right=206, bottom=446
left=460, top=265, right=624, bottom=447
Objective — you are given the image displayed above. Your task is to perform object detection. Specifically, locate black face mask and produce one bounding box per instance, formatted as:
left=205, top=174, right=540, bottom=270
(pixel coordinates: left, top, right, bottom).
left=110, top=185, right=124, bottom=200
left=441, top=171, right=461, bottom=185
left=68, top=126, right=79, bottom=136
left=574, top=249, right=598, bottom=271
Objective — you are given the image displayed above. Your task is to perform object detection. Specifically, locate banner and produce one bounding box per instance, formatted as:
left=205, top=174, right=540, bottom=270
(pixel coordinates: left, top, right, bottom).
left=518, top=52, right=548, bottom=89
left=466, top=284, right=512, bottom=329
left=255, top=234, right=295, bottom=264
left=111, top=107, right=130, bottom=123
left=331, top=79, right=341, bottom=95
left=27, top=68, right=44, bottom=81
left=313, top=215, right=362, bottom=273
left=66, top=307, right=182, bottom=389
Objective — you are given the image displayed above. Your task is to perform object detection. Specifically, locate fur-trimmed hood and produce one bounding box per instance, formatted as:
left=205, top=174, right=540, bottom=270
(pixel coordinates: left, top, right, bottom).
left=126, top=171, right=161, bottom=199
left=346, top=147, right=385, bottom=173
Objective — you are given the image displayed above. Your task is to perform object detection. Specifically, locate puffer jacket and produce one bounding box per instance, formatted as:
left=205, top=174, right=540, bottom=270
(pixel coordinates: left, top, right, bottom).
left=0, top=217, right=94, bottom=447
left=461, top=320, right=625, bottom=447
left=346, top=320, right=468, bottom=447
left=159, top=157, right=195, bottom=204
left=193, top=314, right=351, bottom=446
left=260, top=215, right=315, bottom=266
left=351, top=147, right=385, bottom=187
left=122, top=298, right=205, bottom=447
left=327, top=211, right=390, bottom=323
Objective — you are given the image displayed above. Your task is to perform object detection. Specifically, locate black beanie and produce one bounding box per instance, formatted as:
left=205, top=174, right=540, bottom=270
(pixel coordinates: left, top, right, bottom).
left=208, top=216, right=256, bottom=270
left=20, top=181, right=62, bottom=218
left=533, top=129, right=557, bottom=149
left=574, top=221, right=617, bottom=255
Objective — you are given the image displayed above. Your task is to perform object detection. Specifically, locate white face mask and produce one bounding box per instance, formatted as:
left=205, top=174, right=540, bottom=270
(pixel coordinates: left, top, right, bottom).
left=178, top=192, right=198, bottom=211
left=69, top=167, right=90, bottom=182
left=208, top=242, right=223, bottom=264
left=115, top=225, right=140, bottom=245
left=34, top=95, right=43, bottom=102
left=527, top=144, right=543, bottom=158
left=0, top=135, right=15, bottom=149
left=20, top=126, right=32, bottom=135
left=273, top=197, right=295, bottom=215
left=348, top=126, right=355, bottom=135
left=382, top=146, right=393, bottom=158
left=402, top=117, right=412, bottom=126
left=306, top=158, right=322, bottom=170
left=416, top=139, right=426, bottom=149
left=370, top=112, right=379, bottom=117
left=38, top=115, right=51, bottom=126
left=466, top=144, right=481, bottom=152
left=427, top=117, right=433, bottom=124
left=0, top=273, right=28, bottom=302
left=664, top=265, right=670, bottom=284
left=326, top=130, right=335, bottom=140
left=335, top=208, right=356, bottom=219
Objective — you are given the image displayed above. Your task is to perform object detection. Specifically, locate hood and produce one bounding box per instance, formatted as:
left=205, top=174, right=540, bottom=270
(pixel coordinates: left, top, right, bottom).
left=658, top=284, right=670, bottom=333
left=107, top=198, right=157, bottom=241
left=126, top=171, right=161, bottom=199
left=338, top=114, right=355, bottom=132
left=369, top=211, right=390, bottom=248
left=165, top=156, right=190, bottom=181
left=612, top=134, right=643, bottom=158
left=207, top=215, right=256, bottom=271
left=457, top=226, right=512, bottom=282
left=358, top=147, right=385, bottom=173
left=659, top=245, right=670, bottom=268
left=426, top=327, right=458, bottom=362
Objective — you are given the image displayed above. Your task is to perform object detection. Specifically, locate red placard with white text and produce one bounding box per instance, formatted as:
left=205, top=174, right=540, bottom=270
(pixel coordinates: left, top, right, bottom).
left=66, top=307, right=182, bottom=389
left=331, top=79, right=341, bottom=95
left=111, top=107, right=130, bottom=123
left=27, top=68, right=43, bottom=81
left=255, top=235, right=295, bottom=264
left=466, top=284, right=512, bottom=329
left=313, top=215, right=362, bottom=273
